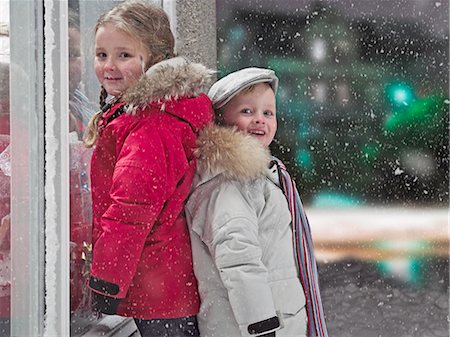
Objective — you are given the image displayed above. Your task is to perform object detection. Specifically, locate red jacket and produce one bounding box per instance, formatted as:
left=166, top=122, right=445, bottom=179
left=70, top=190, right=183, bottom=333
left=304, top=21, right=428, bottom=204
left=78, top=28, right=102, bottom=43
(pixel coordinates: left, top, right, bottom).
left=88, top=58, right=214, bottom=319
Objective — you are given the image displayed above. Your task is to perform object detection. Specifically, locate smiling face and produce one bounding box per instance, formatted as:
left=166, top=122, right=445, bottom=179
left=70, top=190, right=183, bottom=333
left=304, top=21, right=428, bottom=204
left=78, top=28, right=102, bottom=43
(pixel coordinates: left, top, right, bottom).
left=69, top=27, right=81, bottom=95
left=94, top=23, right=149, bottom=96
left=221, top=83, right=277, bottom=148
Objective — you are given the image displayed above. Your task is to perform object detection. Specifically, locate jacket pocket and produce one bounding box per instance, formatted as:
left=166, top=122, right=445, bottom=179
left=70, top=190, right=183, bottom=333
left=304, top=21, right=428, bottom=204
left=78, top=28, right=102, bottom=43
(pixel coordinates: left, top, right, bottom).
left=270, top=278, right=306, bottom=315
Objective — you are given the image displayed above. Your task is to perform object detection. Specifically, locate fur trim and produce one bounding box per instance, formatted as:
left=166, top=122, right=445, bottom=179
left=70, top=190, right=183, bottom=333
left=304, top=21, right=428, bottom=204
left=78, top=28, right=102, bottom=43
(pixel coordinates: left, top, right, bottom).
left=196, top=125, right=271, bottom=181
left=123, top=57, right=214, bottom=112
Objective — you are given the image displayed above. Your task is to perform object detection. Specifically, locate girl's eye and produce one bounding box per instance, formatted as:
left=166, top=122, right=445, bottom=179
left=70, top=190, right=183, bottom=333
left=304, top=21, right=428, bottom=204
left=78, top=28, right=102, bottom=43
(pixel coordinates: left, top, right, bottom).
left=119, top=52, right=131, bottom=58
left=96, top=52, right=107, bottom=59
left=264, top=110, right=274, bottom=117
left=240, top=108, right=252, bottom=114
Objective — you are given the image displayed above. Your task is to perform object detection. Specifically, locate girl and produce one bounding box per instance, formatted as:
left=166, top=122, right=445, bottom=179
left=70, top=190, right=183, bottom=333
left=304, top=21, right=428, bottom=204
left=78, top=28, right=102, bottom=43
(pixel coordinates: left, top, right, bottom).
left=186, top=68, right=328, bottom=337
left=84, top=2, right=214, bottom=336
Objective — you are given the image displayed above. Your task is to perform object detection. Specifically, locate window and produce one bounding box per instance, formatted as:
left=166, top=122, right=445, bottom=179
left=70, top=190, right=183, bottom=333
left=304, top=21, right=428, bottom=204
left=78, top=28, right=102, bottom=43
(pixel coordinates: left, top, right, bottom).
left=4, top=1, right=165, bottom=336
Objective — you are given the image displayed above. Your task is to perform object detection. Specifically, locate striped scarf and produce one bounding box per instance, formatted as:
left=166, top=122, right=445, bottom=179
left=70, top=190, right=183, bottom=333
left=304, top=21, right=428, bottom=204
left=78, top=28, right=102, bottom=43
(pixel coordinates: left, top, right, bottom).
left=274, top=159, right=328, bottom=337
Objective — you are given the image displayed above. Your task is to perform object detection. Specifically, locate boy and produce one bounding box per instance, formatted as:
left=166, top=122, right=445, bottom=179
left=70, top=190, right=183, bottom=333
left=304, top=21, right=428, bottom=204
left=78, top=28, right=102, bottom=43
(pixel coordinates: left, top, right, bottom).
left=186, top=68, right=328, bottom=337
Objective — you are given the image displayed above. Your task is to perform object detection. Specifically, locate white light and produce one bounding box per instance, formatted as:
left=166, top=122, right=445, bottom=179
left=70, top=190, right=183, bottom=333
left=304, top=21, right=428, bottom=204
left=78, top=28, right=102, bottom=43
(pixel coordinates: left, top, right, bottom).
left=311, top=38, right=326, bottom=61
left=394, top=89, right=407, bottom=103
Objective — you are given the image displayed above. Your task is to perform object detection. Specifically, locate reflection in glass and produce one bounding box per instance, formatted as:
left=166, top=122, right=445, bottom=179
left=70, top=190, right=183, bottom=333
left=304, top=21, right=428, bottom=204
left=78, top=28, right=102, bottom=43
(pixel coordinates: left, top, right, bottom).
left=0, top=133, right=10, bottom=337
left=68, top=3, right=97, bottom=334
left=0, top=10, right=10, bottom=335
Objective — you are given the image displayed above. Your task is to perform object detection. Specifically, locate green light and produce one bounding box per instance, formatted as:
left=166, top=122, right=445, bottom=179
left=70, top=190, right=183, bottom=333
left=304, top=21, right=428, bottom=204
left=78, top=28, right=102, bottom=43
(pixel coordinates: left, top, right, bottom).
left=384, top=95, right=440, bottom=131
left=312, top=192, right=362, bottom=207
left=386, top=82, right=415, bottom=106
left=362, top=143, right=378, bottom=161
left=295, top=149, right=313, bottom=169
left=375, top=257, right=424, bottom=285
left=228, top=26, right=245, bottom=43
left=393, top=89, right=407, bottom=103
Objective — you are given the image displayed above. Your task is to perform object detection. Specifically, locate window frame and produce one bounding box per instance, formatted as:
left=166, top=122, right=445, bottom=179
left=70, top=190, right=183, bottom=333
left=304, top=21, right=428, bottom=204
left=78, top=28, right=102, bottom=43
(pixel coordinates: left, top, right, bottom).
left=10, top=0, right=46, bottom=336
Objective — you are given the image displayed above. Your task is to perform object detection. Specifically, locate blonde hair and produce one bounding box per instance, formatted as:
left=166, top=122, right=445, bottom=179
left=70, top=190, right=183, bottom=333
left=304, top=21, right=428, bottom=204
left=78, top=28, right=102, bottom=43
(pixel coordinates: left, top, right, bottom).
left=84, top=0, right=175, bottom=147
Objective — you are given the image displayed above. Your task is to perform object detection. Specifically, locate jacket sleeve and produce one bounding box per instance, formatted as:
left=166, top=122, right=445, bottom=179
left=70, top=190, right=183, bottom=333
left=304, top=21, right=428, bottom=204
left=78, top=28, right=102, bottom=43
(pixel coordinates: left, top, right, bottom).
left=89, top=125, right=185, bottom=302
left=197, top=182, right=281, bottom=337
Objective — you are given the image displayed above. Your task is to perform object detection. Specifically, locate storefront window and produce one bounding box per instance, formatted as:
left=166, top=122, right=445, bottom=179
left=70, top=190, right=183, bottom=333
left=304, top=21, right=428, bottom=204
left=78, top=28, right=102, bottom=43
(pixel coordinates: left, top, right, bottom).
left=4, top=0, right=153, bottom=335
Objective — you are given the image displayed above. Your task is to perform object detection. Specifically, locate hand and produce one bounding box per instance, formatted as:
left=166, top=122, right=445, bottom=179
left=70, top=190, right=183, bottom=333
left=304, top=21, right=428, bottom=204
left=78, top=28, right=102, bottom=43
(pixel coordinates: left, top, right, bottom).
left=92, top=291, right=121, bottom=315
left=247, top=315, right=280, bottom=337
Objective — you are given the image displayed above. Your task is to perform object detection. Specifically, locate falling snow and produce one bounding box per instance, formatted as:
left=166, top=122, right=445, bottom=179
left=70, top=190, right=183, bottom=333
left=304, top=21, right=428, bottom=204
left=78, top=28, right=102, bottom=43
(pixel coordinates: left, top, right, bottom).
left=216, top=1, right=449, bottom=336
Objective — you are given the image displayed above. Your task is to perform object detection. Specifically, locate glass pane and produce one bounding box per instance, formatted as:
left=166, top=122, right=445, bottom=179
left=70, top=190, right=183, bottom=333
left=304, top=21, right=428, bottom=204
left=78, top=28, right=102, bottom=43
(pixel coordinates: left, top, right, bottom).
left=0, top=2, right=10, bottom=335
left=68, top=1, right=97, bottom=334
left=69, top=1, right=136, bottom=335
left=216, top=0, right=449, bottom=336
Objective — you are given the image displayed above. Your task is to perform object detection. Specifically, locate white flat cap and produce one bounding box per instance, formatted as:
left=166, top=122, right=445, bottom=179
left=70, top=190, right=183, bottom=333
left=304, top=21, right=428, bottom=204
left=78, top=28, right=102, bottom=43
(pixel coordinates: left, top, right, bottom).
left=208, top=67, right=279, bottom=109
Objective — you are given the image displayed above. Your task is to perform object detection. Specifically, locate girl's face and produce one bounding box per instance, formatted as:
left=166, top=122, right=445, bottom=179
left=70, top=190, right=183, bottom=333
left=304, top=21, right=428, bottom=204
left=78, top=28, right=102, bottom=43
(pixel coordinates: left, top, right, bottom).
left=94, top=23, right=149, bottom=96
left=221, top=83, right=277, bottom=148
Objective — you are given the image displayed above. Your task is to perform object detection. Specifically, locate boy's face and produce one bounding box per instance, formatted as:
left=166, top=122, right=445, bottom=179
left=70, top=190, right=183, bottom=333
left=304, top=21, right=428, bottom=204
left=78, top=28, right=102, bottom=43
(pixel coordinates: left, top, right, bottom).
left=221, top=83, right=277, bottom=148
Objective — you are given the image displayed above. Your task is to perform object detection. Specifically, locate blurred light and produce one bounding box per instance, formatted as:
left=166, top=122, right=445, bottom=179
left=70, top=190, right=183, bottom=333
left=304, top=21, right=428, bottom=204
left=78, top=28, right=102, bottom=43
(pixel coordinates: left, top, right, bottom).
left=376, top=257, right=424, bottom=284
left=335, top=82, right=350, bottom=105
left=311, top=38, right=326, bottom=62
left=228, top=25, right=246, bottom=43
left=312, top=191, right=362, bottom=207
left=311, top=81, right=327, bottom=103
left=384, top=95, right=440, bottom=131
left=362, top=143, right=378, bottom=161
left=386, top=82, right=415, bottom=106
left=401, top=150, right=436, bottom=177
left=295, top=148, right=313, bottom=168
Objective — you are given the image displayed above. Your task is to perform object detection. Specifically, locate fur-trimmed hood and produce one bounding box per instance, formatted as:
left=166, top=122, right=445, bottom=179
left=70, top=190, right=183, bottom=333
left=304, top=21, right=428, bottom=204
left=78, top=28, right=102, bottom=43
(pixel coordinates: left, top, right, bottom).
left=123, top=57, right=214, bottom=111
left=195, top=124, right=271, bottom=184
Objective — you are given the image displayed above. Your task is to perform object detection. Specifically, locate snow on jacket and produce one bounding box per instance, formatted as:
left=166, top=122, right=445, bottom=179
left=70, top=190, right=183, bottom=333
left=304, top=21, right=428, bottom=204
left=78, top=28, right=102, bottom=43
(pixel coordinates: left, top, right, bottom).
left=88, top=57, right=214, bottom=319
left=186, top=126, right=307, bottom=337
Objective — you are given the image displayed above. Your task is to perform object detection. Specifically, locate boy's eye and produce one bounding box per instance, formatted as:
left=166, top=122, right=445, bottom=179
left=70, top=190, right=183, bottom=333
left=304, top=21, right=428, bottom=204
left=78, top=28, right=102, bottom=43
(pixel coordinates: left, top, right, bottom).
left=264, top=110, right=275, bottom=117
left=96, top=52, right=107, bottom=59
left=240, top=108, right=252, bottom=114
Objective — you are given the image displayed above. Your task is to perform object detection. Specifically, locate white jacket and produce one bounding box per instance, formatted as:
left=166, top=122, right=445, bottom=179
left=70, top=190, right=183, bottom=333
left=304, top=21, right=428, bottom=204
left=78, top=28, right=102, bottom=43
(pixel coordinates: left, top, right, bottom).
left=186, top=126, right=307, bottom=337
